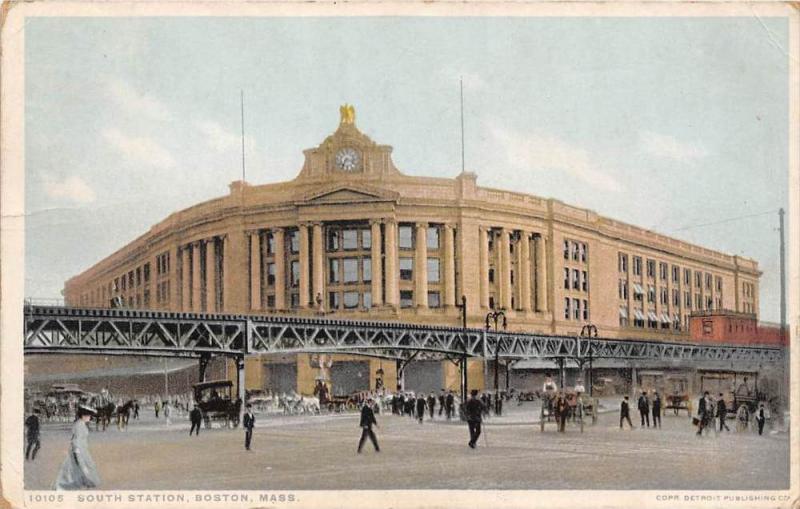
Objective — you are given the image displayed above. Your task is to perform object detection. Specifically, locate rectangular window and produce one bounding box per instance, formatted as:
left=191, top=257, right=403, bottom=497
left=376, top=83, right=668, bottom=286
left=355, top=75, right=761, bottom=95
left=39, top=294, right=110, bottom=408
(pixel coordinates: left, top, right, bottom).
left=400, top=257, right=414, bottom=281
left=583, top=299, right=589, bottom=320
left=266, top=295, right=275, bottom=308
left=646, top=260, right=655, bottom=278
left=399, top=226, right=413, bottom=249
left=343, top=291, right=359, bottom=309
left=707, top=296, right=713, bottom=310
left=660, top=287, right=668, bottom=305
left=329, top=259, right=340, bottom=284
left=572, top=269, right=580, bottom=290
left=673, top=289, right=680, bottom=307
left=633, top=257, right=642, bottom=276
left=428, top=291, right=441, bottom=308
left=510, top=270, right=515, bottom=285
left=400, top=290, right=414, bottom=308
left=619, top=280, right=628, bottom=300
left=328, top=292, right=340, bottom=310
left=716, top=276, right=722, bottom=292
left=363, top=291, right=372, bottom=309
left=290, top=230, right=300, bottom=254
left=684, top=268, right=691, bottom=286
left=572, top=242, right=580, bottom=261
left=695, top=272, right=702, bottom=288
left=563, top=241, right=570, bottom=260
left=128, top=271, right=134, bottom=288
left=136, top=268, right=141, bottom=287
left=267, top=263, right=276, bottom=286
left=426, top=227, right=440, bottom=249
left=659, top=262, right=667, bottom=280
left=291, top=293, right=300, bottom=308
left=327, top=230, right=339, bottom=251
left=573, top=298, right=580, bottom=320
left=564, top=268, right=570, bottom=290
left=343, top=258, right=358, bottom=283
left=342, top=230, right=358, bottom=250
left=488, top=268, right=495, bottom=284
left=143, top=263, right=150, bottom=282
left=362, top=258, right=372, bottom=283
left=685, top=291, right=691, bottom=308
left=564, top=298, right=570, bottom=319
left=291, top=261, right=300, bottom=287
left=361, top=229, right=371, bottom=249
left=648, top=285, right=656, bottom=303
left=489, top=296, right=495, bottom=310
left=580, top=243, right=588, bottom=263
left=427, top=258, right=440, bottom=283
left=705, top=273, right=712, bottom=290
left=582, top=271, right=588, bottom=292
left=267, top=233, right=275, bottom=255
left=619, top=253, right=628, bottom=273
left=672, top=266, right=680, bottom=283
left=696, top=294, right=703, bottom=309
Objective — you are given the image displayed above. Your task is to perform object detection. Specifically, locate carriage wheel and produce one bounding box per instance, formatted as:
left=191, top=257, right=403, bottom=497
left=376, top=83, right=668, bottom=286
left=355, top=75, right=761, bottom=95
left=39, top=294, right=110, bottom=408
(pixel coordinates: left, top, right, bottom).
left=346, top=401, right=356, bottom=411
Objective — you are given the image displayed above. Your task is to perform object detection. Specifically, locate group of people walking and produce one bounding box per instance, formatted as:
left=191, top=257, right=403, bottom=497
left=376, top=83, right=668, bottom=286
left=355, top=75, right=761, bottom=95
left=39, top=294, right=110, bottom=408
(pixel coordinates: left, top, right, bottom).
left=390, top=389, right=458, bottom=421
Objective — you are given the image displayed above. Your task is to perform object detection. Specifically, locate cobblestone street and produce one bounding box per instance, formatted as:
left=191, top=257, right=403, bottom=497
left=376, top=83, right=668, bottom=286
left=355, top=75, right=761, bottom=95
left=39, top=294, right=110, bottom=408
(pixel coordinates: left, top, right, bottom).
left=24, top=405, right=789, bottom=490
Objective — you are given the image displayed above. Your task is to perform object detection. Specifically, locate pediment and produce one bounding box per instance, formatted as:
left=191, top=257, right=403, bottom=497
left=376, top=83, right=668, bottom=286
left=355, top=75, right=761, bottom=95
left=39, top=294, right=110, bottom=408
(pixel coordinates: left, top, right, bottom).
left=299, top=184, right=399, bottom=205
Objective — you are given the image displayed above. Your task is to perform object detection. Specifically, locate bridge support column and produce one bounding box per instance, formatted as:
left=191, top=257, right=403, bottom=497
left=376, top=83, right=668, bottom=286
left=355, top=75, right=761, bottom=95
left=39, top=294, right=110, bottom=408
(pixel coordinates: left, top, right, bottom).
left=199, top=353, right=211, bottom=384
left=631, top=365, right=638, bottom=397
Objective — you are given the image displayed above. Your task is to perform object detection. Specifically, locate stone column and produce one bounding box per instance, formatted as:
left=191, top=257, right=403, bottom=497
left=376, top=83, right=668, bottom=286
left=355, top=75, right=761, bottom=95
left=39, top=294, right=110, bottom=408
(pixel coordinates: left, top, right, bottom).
left=206, top=239, right=217, bottom=313
left=384, top=219, right=399, bottom=307
left=192, top=242, right=202, bottom=312
left=312, top=223, right=324, bottom=310
left=479, top=226, right=490, bottom=309
left=299, top=224, right=310, bottom=308
left=415, top=222, right=428, bottom=308
left=370, top=219, right=383, bottom=307
left=169, top=245, right=179, bottom=310
left=535, top=234, right=548, bottom=313
left=499, top=228, right=511, bottom=310
left=181, top=246, right=191, bottom=311
left=273, top=228, right=286, bottom=310
left=249, top=231, right=261, bottom=311
left=222, top=229, right=248, bottom=313
left=518, top=232, right=532, bottom=312
left=443, top=223, right=456, bottom=307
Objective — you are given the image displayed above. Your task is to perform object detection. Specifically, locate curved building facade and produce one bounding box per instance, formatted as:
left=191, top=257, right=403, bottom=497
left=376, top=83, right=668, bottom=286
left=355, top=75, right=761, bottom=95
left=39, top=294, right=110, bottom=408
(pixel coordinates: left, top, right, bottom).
left=64, top=107, right=762, bottom=395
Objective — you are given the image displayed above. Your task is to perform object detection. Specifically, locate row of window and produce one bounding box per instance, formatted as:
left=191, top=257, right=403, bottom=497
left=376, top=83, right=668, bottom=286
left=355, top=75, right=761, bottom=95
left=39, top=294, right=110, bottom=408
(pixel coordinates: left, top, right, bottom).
left=156, top=252, right=170, bottom=276
left=563, top=240, right=588, bottom=263
left=618, top=280, right=722, bottom=311
left=563, top=268, right=589, bottom=292
left=618, top=253, right=723, bottom=293
left=563, top=298, right=590, bottom=321
left=619, top=308, right=681, bottom=331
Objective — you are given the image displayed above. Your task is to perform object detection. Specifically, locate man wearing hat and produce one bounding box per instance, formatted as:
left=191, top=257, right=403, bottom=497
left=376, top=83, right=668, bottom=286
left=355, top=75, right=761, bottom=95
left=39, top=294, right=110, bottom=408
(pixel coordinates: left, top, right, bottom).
left=465, top=389, right=485, bottom=449
left=243, top=404, right=256, bottom=451
left=357, top=398, right=380, bottom=453
left=189, top=404, right=203, bottom=436
left=54, top=405, right=101, bottom=490
left=25, top=409, right=41, bottom=461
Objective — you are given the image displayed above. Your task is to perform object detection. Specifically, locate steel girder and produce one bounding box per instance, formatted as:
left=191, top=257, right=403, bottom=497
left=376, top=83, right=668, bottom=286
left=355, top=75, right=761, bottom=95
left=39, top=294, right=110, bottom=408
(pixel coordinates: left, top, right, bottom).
left=22, top=305, right=783, bottom=364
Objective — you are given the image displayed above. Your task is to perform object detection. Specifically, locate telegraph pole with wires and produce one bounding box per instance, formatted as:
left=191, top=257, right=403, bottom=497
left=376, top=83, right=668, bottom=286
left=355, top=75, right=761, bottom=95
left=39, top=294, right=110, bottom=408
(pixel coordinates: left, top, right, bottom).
left=460, top=77, right=465, bottom=174
left=240, top=90, right=246, bottom=183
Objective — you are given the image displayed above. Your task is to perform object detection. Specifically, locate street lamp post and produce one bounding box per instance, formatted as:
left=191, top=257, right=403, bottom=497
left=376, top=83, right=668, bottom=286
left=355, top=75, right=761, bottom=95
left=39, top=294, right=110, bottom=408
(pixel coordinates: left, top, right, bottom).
left=485, top=309, right=507, bottom=415
left=457, top=295, right=468, bottom=405
left=580, top=324, right=598, bottom=397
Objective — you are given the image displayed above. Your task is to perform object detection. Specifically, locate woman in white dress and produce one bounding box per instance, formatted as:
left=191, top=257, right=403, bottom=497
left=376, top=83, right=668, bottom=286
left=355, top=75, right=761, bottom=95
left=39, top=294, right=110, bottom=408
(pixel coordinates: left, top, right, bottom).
left=54, top=405, right=101, bottom=490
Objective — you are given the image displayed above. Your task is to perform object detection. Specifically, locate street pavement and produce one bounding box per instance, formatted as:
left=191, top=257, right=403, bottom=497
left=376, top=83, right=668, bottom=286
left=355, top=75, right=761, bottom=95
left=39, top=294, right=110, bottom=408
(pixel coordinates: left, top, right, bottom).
left=24, top=404, right=789, bottom=490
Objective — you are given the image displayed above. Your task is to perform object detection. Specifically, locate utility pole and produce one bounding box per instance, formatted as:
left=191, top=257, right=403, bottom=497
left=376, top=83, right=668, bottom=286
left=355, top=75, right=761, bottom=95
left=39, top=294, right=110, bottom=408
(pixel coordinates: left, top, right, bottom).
left=779, top=208, right=788, bottom=416
left=779, top=208, right=786, bottom=335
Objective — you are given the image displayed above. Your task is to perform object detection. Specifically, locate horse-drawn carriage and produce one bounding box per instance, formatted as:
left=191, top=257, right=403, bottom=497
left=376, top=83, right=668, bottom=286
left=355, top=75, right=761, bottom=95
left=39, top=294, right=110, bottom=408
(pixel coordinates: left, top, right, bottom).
left=539, top=387, right=597, bottom=433
left=193, top=380, right=241, bottom=428
left=663, top=374, right=691, bottom=416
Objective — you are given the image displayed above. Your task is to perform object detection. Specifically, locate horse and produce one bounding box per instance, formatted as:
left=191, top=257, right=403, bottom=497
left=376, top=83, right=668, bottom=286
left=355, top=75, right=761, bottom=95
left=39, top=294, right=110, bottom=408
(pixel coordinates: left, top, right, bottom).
left=116, top=400, right=135, bottom=430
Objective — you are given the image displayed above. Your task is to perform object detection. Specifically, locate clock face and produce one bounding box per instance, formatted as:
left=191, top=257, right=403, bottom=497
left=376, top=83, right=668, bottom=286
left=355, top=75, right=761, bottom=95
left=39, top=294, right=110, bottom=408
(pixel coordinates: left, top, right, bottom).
left=335, top=147, right=360, bottom=171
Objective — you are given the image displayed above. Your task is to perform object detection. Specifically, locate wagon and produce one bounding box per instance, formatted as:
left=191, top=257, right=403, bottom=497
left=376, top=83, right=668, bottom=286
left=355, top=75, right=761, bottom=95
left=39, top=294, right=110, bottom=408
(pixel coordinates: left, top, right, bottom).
left=193, top=380, right=241, bottom=428
left=540, top=390, right=594, bottom=433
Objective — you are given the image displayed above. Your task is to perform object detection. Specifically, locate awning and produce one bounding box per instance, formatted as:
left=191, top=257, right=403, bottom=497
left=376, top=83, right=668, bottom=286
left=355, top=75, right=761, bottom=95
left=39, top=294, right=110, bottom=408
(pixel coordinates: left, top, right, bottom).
left=633, top=309, right=645, bottom=320
left=633, top=283, right=644, bottom=295
left=619, top=307, right=628, bottom=319
left=660, top=313, right=672, bottom=323
left=647, top=311, right=659, bottom=321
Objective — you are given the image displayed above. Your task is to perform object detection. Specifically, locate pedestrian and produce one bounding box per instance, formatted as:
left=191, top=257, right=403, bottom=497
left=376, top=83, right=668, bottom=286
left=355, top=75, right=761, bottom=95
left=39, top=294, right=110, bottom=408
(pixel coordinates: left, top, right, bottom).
left=620, top=396, right=634, bottom=429
left=404, top=395, right=415, bottom=419
left=427, top=392, right=436, bottom=420
left=480, top=393, right=489, bottom=418
left=716, top=393, right=730, bottom=432
left=243, top=404, right=255, bottom=450
left=416, top=395, right=426, bottom=424
left=357, top=398, right=380, bottom=453
left=496, top=391, right=503, bottom=417
left=163, top=401, right=171, bottom=426
left=445, top=390, right=455, bottom=420
left=651, top=391, right=662, bottom=429
left=154, top=400, right=161, bottom=419
left=696, top=392, right=710, bottom=436
left=556, top=394, right=570, bottom=433
left=637, top=391, right=650, bottom=428
left=755, top=403, right=766, bottom=436
left=465, top=390, right=485, bottom=449
left=189, top=404, right=202, bottom=436
left=438, top=389, right=446, bottom=416
left=736, top=405, right=750, bottom=432
left=54, top=405, right=101, bottom=490
left=133, top=400, right=139, bottom=420
left=25, top=409, right=41, bottom=461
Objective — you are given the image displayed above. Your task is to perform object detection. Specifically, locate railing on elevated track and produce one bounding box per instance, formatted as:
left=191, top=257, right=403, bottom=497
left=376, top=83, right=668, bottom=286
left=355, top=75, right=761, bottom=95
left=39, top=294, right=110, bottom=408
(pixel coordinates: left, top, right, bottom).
left=22, top=305, right=784, bottom=364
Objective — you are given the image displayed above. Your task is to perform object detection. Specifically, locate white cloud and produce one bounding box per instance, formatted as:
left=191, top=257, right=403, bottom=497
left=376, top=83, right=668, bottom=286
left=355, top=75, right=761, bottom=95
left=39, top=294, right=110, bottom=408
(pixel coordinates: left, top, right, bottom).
left=639, top=130, right=708, bottom=163
left=489, top=124, right=623, bottom=193
left=197, top=120, right=256, bottom=154
left=102, top=128, right=175, bottom=169
left=43, top=175, right=96, bottom=204
left=106, top=78, right=172, bottom=122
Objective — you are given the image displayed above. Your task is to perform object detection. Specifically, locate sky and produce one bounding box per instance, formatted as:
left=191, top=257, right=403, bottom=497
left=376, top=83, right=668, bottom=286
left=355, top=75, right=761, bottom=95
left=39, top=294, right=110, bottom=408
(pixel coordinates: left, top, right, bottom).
left=24, top=16, right=789, bottom=322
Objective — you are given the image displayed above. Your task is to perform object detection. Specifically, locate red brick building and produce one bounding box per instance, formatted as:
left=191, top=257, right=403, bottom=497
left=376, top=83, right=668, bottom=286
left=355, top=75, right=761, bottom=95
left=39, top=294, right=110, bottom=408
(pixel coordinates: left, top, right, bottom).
left=689, top=310, right=787, bottom=346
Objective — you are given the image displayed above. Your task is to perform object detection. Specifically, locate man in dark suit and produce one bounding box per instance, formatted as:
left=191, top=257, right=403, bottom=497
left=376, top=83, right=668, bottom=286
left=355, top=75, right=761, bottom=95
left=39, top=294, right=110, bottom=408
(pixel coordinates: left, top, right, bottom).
left=357, top=398, right=380, bottom=453
left=25, top=410, right=41, bottom=461
left=755, top=403, right=766, bottom=436
left=189, top=404, right=203, bottom=436
left=697, top=392, right=709, bottom=436
left=415, top=395, right=426, bottom=424
left=243, top=404, right=255, bottom=450
left=716, top=393, right=730, bottom=432
left=426, top=393, right=436, bottom=420
left=651, top=391, right=662, bottom=429
left=465, top=389, right=485, bottom=448
left=620, top=396, right=633, bottom=429
left=438, top=389, right=446, bottom=416
left=445, top=391, right=455, bottom=420
left=637, top=391, right=650, bottom=427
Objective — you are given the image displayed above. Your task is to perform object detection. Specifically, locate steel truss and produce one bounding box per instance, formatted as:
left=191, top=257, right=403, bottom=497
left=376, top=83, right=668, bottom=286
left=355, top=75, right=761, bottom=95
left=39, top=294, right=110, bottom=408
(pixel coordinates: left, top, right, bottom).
left=23, top=305, right=783, bottom=365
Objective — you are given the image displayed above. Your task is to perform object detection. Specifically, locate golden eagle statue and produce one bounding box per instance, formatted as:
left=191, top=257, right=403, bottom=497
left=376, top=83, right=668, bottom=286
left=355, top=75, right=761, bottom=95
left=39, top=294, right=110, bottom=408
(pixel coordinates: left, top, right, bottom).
left=339, top=104, right=356, bottom=125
